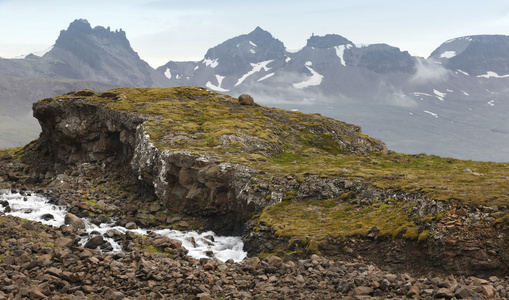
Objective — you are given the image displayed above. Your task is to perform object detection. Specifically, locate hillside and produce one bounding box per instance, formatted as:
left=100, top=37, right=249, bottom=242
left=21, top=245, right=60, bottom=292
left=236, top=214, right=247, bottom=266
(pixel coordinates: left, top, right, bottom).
left=5, top=87, right=504, bottom=279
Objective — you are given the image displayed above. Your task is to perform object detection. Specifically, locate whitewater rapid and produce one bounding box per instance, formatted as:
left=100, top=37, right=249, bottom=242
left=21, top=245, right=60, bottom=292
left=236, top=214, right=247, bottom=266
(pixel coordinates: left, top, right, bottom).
left=0, top=189, right=246, bottom=262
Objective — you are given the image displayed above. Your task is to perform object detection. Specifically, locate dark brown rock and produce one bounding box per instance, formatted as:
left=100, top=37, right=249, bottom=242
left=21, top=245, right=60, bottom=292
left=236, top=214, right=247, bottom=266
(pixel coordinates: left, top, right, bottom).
left=84, top=236, right=104, bottom=249
left=238, top=94, right=255, bottom=105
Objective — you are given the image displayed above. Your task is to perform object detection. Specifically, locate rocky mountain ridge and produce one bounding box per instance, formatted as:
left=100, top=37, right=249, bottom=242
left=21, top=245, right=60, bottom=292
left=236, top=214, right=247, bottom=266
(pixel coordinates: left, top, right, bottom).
left=159, top=28, right=509, bottom=162
left=1, top=19, right=509, bottom=162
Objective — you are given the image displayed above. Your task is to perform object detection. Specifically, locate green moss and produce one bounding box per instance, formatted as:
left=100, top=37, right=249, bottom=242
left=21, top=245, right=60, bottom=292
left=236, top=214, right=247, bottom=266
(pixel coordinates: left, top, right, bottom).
left=403, top=227, right=419, bottom=240
left=418, top=230, right=430, bottom=243
left=0, top=147, right=24, bottom=158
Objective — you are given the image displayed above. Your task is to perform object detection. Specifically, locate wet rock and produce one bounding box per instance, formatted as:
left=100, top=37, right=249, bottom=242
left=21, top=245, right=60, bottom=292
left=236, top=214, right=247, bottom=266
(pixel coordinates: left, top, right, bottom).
left=84, top=236, right=104, bottom=249
left=125, top=222, right=138, bottom=229
left=41, top=213, right=54, bottom=221
left=64, top=213, right=85, bottom=229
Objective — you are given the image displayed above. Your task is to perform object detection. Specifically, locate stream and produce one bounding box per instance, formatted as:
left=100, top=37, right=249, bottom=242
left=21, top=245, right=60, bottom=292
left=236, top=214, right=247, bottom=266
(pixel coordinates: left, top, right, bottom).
left=0, top=189, right=246, bottom=262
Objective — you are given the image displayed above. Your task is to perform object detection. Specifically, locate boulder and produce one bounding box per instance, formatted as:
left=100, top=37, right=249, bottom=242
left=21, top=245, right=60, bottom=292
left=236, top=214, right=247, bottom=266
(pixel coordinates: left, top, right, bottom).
left=238, top=94, right=254, bottom=105
left=64, top=213, right=85, bottom=229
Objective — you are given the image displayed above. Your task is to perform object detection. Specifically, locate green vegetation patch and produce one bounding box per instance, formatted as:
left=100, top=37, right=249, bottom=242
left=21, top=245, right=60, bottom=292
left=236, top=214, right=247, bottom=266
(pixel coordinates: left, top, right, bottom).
left=259, top=197, right=421, bottom=240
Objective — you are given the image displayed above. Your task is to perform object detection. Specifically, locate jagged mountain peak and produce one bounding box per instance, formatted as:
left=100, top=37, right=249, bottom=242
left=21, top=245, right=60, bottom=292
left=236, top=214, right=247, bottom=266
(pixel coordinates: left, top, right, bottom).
left=201, top=27, right=286, bottom=73
left=55, top=19, right=130, bottom=50
left=306, top=34, right=353, bottom=48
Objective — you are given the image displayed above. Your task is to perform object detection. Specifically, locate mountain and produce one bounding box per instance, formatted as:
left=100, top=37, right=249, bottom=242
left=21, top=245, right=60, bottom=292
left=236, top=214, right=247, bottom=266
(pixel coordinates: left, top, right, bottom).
left=158, top=29, right=509, bottom=162
left=0, top=19, right=169, bottom=87
left=0, top=19, right=169, bottom=148
left=1, top=21, right=509, bottom=162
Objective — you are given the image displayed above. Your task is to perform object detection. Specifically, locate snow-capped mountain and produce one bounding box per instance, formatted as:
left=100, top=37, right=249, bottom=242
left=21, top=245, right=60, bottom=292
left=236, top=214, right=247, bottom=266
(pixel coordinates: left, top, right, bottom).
left=1, top=20, right=508, bottom=161
left=157, top=29, right=509, bottom=161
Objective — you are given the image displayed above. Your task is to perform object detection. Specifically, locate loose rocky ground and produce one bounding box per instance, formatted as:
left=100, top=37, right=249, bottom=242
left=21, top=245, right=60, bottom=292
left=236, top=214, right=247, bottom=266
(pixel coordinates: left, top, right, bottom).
left=1, top=142, right=509, bottom=299
left=1, top=213, right=508, bottom=300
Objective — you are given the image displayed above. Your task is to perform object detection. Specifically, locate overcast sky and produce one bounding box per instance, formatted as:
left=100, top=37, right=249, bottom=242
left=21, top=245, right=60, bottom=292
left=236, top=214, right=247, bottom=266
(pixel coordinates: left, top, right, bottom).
left=2, top=0, right=509, bottom=68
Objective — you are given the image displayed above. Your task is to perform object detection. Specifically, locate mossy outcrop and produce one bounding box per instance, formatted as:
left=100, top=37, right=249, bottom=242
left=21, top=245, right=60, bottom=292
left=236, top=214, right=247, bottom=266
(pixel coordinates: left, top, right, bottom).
left=23, top=87, right=386, bottom=234
left=20, top=86, right=509, bottom=276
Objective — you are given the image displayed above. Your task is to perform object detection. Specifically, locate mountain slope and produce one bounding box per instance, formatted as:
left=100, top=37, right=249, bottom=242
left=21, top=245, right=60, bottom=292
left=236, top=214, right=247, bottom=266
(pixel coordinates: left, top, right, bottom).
left=0, top=19, right=170, bottom=87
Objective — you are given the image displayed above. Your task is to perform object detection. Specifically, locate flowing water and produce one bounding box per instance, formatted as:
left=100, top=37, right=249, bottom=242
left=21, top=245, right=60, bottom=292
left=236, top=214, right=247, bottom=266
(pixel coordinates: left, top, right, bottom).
left=0, top=189, right=246, bottom=262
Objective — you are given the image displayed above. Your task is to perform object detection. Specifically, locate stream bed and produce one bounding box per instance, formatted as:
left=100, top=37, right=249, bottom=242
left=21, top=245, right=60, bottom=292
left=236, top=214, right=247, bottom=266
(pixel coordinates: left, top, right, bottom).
left=0, top=189, right=246, bottom=262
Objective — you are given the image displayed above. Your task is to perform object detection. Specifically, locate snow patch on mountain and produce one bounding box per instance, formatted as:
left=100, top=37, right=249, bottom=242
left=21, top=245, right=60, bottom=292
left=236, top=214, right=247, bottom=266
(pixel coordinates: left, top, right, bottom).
left=456, top=70, right=469, bottom=76
left=478, top=71, right=509, bottom=78
left=440, top=51, right=456, bottom=59
left=433, top=89, right=446, bottom=101
left=235, top=60, right=274, bottom=86
left=488, top=100, right=495, bottom=106
left=164, top=68, right=172, bottom=79
left=334, top=44, right=352, bottom=66
left=258, top=73, right=274, bottom=82
left=424, top=110, right=438, bottom=118
left=249, top=41, right=257, bottom=47
left=203, top=58, right=219, bottom=68
left=206, top=75, right=229, bottom=92
left=292, top=61, right=324, bottom=89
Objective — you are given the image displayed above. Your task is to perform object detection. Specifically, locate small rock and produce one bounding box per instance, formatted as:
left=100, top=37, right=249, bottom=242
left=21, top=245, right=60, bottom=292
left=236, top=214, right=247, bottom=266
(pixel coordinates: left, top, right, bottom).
left=407, top=283, right=420, bottom=297
left=41, top=213, right=54, bottom=221
left=266, top=255, right=283, bottom=268
left=435, top=287, right=454, bottom=299
left=482, top=284, right=497, bottom=299
left=455, top=286, right=473, bottom=299
left=125, top=222, right=138, bottom=229
left=84, top=236, right=104, bottom=249
left=353, top=286, right=373, bottom=296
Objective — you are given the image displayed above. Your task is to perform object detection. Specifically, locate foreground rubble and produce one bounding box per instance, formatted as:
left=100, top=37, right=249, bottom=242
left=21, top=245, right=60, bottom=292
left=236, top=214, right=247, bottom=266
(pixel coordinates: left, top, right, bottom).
left=1, top=215, right=507, bottom=299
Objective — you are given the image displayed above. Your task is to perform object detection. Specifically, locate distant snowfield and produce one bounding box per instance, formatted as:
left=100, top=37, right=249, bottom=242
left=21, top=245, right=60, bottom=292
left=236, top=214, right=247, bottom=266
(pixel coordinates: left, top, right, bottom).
left=203, top=58, right=219, bottom=68
left=235, top=60, right=273, bottom=86
left=293, top=61, right=324, bottom=89
left=478, top=71, right=509, bottom=78
left=334, top=44, right=352, bottom=66
left=164, top=67, right=172, bottom=79
left=206, top=74, right=229, bottom=92
left=258, top=72, right=274, bottom=82
left=433, top=89, right=446, bottom=101
left=424, top=110, right=438, bottom=118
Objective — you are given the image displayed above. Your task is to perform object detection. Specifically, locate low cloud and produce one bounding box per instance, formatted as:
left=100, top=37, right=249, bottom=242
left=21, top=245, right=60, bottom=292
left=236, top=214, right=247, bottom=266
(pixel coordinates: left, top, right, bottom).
left=410, top=58, right=451, bottom=83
